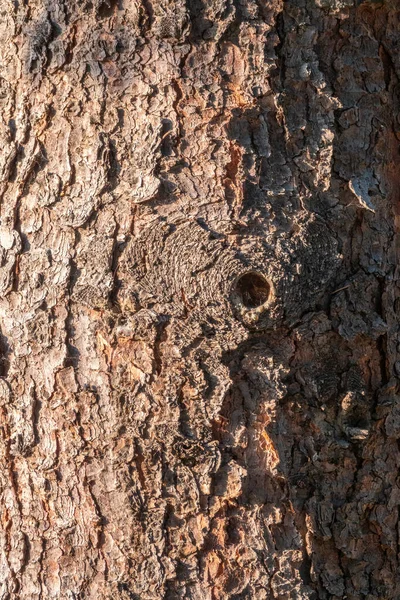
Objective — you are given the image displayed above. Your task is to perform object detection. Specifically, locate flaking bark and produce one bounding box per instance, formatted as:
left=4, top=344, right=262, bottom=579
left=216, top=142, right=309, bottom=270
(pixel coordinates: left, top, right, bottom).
left=0, top=0, right=399, bottom=598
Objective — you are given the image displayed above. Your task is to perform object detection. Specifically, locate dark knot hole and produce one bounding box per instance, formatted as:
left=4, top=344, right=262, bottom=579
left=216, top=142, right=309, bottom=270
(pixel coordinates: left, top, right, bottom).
left=235, top=272, right=270, bottom=309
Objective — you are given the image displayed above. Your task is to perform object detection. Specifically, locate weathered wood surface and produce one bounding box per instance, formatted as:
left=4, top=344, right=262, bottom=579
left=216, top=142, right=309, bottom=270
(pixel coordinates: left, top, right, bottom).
left=0, top=0, right=399, bottom=598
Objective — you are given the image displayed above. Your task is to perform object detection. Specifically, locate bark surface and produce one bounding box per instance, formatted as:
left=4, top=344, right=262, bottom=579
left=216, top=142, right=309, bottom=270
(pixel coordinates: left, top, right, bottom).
left=0, top=0, right=399, bottom=598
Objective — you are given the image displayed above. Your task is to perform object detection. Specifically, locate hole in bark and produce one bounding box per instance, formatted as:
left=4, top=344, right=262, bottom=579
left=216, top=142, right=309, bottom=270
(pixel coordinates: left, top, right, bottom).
left=235, top=272, right=270, bottom=309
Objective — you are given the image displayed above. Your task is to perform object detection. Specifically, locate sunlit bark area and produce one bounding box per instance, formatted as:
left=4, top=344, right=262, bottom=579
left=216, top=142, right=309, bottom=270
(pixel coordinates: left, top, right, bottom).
left=0, top=0, right=399, bottom=598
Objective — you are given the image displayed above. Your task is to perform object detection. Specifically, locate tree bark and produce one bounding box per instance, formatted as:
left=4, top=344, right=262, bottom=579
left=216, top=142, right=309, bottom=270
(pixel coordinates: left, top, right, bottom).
left=0, top=0, right=399, bottom=598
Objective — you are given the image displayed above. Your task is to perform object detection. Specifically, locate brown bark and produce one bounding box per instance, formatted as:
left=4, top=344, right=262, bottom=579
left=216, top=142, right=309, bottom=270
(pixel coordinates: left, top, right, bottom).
left=0, top=0, right=399, bottom=598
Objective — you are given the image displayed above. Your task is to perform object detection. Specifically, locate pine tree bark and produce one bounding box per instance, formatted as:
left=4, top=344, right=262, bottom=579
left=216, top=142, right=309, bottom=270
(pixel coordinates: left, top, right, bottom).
left=0, top=0, right=399, bottom=598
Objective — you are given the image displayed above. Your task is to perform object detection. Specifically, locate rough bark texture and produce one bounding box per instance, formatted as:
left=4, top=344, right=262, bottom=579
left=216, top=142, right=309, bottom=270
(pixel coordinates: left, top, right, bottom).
left=0, top=0, right=399, bottom=598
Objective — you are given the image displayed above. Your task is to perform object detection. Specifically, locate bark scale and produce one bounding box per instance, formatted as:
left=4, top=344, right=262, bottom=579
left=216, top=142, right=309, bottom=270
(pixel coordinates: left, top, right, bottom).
left=0, top=0, right=399, bottom=598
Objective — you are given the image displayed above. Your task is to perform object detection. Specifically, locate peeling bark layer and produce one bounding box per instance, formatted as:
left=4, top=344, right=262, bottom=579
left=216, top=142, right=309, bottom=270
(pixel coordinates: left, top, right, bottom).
left=0, top=0, right=399, bottom=598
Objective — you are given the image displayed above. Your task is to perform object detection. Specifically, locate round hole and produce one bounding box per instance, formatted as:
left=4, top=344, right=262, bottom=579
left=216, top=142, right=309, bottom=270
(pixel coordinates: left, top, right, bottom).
left=235, top=272, right=271, bottom=309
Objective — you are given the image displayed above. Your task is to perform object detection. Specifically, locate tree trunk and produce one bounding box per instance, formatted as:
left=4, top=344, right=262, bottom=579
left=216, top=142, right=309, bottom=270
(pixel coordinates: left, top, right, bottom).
left=0, top=0, right=399, bottom=598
